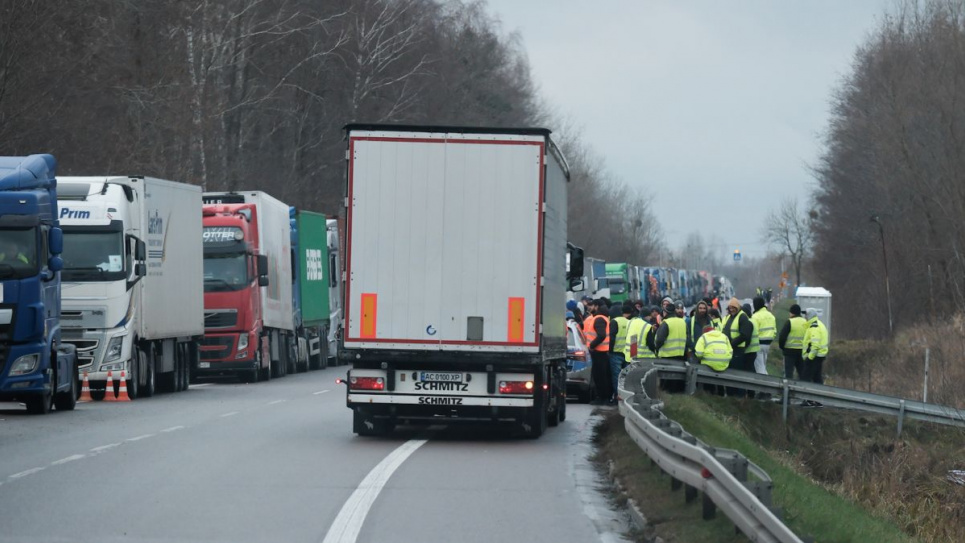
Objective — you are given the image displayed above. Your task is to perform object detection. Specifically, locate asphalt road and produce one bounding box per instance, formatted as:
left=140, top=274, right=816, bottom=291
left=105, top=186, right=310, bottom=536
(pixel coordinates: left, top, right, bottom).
left=0, top=366, right=629, bottom=543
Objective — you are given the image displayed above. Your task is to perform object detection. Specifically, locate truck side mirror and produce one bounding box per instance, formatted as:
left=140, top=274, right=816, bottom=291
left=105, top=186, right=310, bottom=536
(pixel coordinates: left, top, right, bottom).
left=136, top=263, right=147, bottom=277
left=567, top=244, right=584, bottom=279
left=135, top=240, right=146, bottom=261
left=48, top=256, right=64, bottom=273
left=257, top=254, right=269, bottom=276
left=569, top=278, right=585, bottom=293
left=49, top=227, right=63, bottom=255
left=258, top=275, right=269, bottom=287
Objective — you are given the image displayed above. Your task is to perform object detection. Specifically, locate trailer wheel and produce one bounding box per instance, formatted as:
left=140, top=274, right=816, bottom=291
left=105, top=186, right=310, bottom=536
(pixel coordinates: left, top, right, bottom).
left=54, top=363, right=78, bottom=412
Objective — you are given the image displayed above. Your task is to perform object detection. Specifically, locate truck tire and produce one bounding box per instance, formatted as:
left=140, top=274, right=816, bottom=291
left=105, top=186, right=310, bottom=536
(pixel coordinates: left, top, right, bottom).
left=142, top=348, right=156, bottom=397
left=523, top=394, right=547, bottom=439
left=54, top=364, right=78, bottom=411
left=128, top=347, right=143, bottom=399
left=26, top=363, right=54, bottom=415
left=258, top=341, right=271, bottom=382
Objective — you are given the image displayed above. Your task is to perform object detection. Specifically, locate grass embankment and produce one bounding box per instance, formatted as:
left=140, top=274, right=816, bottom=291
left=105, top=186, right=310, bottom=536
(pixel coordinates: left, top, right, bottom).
left=598, top=388, right=965, bottom=542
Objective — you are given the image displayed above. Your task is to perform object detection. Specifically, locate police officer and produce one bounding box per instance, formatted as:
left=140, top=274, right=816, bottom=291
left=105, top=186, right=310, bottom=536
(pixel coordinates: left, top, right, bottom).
left=778, top=304, right=808, bottom=380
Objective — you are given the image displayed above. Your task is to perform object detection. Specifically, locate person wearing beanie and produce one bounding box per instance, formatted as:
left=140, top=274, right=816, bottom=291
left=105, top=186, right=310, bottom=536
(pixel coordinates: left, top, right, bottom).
left=686, top=300, right=713, bottom=359
left=721, top=297, right=754, bottom=397
left=565, top=310, right=575, bottom=321
left=778, top=303, right=808, bottom=380
left=750, top=296, right=777, bottom=376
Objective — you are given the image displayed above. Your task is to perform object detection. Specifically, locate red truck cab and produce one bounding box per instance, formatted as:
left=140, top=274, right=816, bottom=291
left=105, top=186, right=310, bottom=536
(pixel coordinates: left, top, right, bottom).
left=197, top=204, right=270, bottom=382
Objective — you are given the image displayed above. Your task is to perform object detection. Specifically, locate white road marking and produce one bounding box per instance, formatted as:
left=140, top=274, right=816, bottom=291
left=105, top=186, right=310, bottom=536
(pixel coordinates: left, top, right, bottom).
left=192, top=383, right=213, bottom=388
left=161, top=425, right=185, bottom=433
left=267, top=399, right=286, bottom=405
left=126, top=434, right=154, bottom=442
left=90, top=443, right=120, bottom=452
left=9, top=467, right=45, bottom=479
left=322, top=438, right=429, bottom=543
left=51, top=454, right=86, bottom=466
left=220, top=411, right=239, bottom=418
left=313, top=390, right=330, bottom=395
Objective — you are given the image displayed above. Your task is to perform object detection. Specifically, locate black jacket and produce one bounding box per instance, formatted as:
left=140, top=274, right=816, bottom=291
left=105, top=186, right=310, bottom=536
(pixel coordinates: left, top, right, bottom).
left=589, top=314, right=609, bottom=350
left=722, top=311, right=752, bottom=350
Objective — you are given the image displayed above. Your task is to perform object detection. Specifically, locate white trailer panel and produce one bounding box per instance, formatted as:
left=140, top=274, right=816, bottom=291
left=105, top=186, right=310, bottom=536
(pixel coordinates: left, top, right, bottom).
left=345, top=130, right=549, bottom=353
left=139, top=178, right=204, bottom=339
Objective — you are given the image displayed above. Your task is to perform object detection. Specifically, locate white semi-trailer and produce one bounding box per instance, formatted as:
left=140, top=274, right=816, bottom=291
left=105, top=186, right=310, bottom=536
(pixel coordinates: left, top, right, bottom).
left=57, top=177, right=204, bottom=397
left=339, top=124, right=582, bottom=438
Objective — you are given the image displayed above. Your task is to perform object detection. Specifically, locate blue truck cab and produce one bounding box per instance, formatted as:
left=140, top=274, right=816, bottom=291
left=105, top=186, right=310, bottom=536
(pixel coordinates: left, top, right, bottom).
left=0, top=155, right=78, bottom=414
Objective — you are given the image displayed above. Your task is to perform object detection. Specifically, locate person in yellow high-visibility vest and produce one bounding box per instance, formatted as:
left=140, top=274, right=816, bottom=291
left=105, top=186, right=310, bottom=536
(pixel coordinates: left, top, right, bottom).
left=694, top=324, right=732, bottom=396
left=609, top=304, right=632, bottom=400
left=778, top=304, right=808, bottom=380
left=803, top=308, right=829, bottom=384
left=750, top=296, right=776, bottom=375
left=624, top=311, right=656, bottom=362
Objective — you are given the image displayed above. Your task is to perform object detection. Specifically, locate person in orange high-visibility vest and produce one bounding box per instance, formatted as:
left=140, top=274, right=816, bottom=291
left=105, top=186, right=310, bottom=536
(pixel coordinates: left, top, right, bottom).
left=583, top=299, right=612, bottom=404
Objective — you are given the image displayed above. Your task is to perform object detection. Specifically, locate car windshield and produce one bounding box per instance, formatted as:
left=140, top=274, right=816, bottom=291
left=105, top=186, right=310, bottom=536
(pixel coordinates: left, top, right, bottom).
left=61, top=229, right=125, bottom=281
left=0, top=227, right=39, bottom=279
left=203, top=253, right=249, bottom=292
left=609, top=278, right=626, bottom=294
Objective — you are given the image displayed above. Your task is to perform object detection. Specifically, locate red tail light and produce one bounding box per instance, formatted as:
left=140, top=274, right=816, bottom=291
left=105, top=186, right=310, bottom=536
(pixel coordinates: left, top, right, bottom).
left=499, top=380, right=534, bottom=394
left=572, top=350, right=586, bottom=358
left=349, top=376, right=384, bottom=391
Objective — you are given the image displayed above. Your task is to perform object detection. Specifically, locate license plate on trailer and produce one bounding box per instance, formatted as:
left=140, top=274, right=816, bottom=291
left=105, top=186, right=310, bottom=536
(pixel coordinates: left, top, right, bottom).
left=198, top=362, right=210, bottom=369
left=419, top=372, right=462, bottom=383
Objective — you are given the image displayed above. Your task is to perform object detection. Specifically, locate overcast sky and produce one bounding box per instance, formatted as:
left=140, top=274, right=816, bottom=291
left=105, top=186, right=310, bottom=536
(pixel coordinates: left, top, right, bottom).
left=485, top=0, right=893, bottom=260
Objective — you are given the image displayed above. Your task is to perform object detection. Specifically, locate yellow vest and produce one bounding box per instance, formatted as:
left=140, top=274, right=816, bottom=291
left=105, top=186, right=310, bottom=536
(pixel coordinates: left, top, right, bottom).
left=786, top=316, right=807, bottom=350
left=659, top=317, right=686, bottom=358
left=625, top=318, right=655, bottom=361
left=722, top=312, right=748, bottom=349
left=695, top=330, right=732, bottom=371
left=613, top=316, right=630, bottom=353
left=803, top=317, right=829, bottom=360
left=745, top=316, right=760, bottom=354
left=752, top=308, right=777, bottom=341
left=0, top=252, right=28, bottom=264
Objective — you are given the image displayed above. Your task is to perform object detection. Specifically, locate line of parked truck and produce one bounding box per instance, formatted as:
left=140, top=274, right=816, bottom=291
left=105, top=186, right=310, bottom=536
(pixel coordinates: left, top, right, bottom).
left=0, top=154, right=343, bottom=412
left=579, top=258, right=735, bottom=307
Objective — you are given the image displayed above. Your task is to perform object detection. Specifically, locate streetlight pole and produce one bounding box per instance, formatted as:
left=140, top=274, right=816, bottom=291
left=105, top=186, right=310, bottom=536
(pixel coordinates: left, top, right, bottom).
left=870, top=215, right=894, bottom=335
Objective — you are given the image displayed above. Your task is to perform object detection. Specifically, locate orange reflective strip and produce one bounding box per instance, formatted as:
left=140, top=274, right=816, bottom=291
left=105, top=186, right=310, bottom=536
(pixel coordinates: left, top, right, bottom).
left=360, top=293, right=377, bottom=338
left=508, top=297, right=525, bottom=342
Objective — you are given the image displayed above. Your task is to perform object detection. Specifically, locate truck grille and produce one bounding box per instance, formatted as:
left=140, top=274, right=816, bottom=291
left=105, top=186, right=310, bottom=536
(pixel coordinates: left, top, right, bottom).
left=200, top=336, right=234, bottom=361
left=66, top=339, right=99, bottom=369
left=204, top=311, right=238, bottom=329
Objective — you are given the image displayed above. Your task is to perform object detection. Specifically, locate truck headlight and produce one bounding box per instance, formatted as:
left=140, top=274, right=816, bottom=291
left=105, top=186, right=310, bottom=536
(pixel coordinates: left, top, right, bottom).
left=237, top=333, right=249, bottom=350
left=105, top=336, right=125, bottom=362
left=9, top=354, right=40, bottom=376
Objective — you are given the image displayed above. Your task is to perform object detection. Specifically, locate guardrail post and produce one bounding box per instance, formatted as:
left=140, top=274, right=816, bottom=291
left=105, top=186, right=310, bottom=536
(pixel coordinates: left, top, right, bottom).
left=897, top=399, right=906, bottom=438
left=686, top=365, right=698, bottom=395
left=685, top=483, right=698, bottom=503
left=702, top=491, right=716, bottom=520
left=782, top=379, right=790, bottom=423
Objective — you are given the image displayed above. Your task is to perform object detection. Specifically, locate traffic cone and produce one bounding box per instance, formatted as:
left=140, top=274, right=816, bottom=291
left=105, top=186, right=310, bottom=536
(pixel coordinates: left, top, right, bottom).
left=78, top=371, right=93, bottom=402
left=103, top=371, right=117, bottom=402
left=115, top=371, right=131, bottom=402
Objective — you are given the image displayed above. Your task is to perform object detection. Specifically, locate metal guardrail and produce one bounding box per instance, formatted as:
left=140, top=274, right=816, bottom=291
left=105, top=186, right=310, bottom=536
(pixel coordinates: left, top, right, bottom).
left=617, top=363, right=806, bottom=543
left=650, top=359, right=965, bottom=436
left=615, top=358, right=965, bottom=541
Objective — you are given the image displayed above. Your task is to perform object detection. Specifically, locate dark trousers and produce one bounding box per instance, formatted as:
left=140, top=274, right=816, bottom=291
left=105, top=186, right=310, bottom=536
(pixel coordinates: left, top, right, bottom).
left=783, top=349, right=805, bottom=380
left=806, top=356, right=826, bottom=384
left=590, top=350, right=612, bottom=401
left=743, top=352, right=758, bottom=398
left=726, top=349, right=747, bottom=397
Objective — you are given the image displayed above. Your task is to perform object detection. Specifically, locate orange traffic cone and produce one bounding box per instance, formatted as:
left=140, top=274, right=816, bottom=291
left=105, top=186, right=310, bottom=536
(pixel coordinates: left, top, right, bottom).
left=78, top=371, right=93, bottom=402
left=116, top=371, right=131, bottom=402
left=103, top=371, right=117, bottom=402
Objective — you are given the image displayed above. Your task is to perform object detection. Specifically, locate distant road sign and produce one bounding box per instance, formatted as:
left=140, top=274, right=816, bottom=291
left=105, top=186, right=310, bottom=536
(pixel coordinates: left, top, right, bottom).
left=733, top=250, right=742, bottom=262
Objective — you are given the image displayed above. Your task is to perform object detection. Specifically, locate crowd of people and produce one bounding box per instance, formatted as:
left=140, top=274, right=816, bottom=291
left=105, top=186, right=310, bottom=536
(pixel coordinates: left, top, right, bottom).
left=565, top=294, right=830, bottom=405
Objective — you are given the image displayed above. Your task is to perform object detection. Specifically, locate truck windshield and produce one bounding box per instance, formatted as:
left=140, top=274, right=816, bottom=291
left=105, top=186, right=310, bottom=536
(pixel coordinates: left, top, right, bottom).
left=0, top=227, right=39, bottom=279
left=61, top=228, right=126, bottom=282
left=203, top=253, right=249, bottom=292
left=608, top=278, right=626, bottom=295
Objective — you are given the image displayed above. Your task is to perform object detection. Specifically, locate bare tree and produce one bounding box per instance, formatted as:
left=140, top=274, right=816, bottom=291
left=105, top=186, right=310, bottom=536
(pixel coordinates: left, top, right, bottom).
left=761, top=198, right=814, bottom=289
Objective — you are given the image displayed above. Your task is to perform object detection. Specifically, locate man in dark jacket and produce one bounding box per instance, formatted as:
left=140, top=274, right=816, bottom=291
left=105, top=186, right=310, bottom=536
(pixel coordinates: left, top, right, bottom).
left=778, top=304, right=808, bottom=380
left=587, top=299, right=613, bottom=405
left=686, top=300, right=712, bottom=360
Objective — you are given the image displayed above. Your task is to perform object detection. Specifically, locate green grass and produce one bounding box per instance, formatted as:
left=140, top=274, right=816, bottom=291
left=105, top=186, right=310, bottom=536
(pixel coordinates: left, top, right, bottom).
left=661, top=394, right=914, bottom=543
